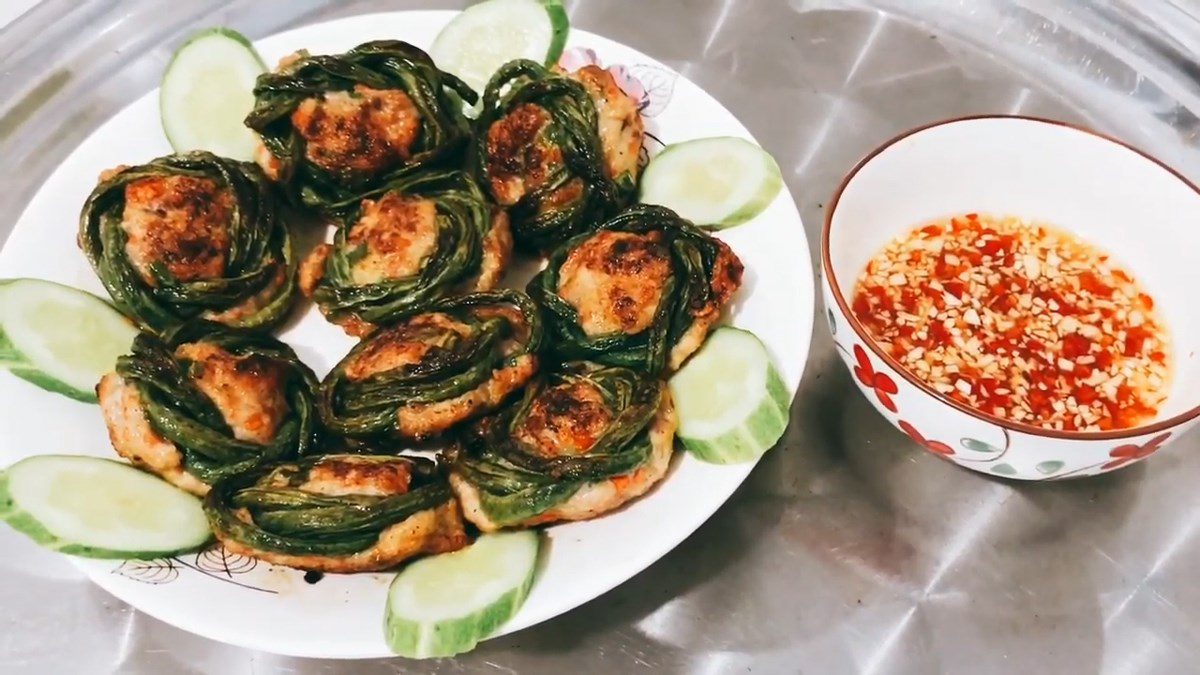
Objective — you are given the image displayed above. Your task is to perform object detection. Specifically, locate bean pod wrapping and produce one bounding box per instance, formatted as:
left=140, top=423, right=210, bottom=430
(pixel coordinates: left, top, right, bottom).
left=301, top=170, right=511, bottom=335
left=204, top=454, right=467, bottom=572
left=474, top=59, right=642, bottom=250
left=79, top=152, right=295, bottom=334
left=100, top=321, right=319, bottom=494
left=528, top=204, right=743, bottom=373
left=448, top=361, right=676, bottom=530
left=318, top=290, right=544, bottom=441
left=246, top=40, right=476, bottom=213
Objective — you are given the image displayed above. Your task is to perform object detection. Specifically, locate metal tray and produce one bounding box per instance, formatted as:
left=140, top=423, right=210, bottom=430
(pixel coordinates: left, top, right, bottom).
left=2, top=1, right=1198, bottom=672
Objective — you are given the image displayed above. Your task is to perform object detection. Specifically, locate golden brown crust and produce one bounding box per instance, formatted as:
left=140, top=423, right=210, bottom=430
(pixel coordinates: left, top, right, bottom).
left=396, top=354, right=538, bottom=440
left=514, top=380, right=613, bottom=458
left=452, top=386, right=678, bottom=532
left=174, top=342, right=289, bottom=445
left=668, top=237, right=744, bottom=369
left=337, top=315, right=377, bottom=338
left=298, top=243, right=374, bottom=337
left=291, top=85, right=420, bottom=176
left=342, top=313, right=472, bottom=381
left=97, top=165, right=130, bottom=183
left=298, top=243, right=332, bottom=298
left=119, top=175, right=233, bottom=285
left=217, top=499, right=469, bottom=573
left=275, top=50, right=305, bottom=72
left=97, top=373, right=209, bottom=497
left=468, top=207, right=513, bottom=292
left=299, top=456, right=412, bottom=497
left=253, top=141, right=283, bottom=182
left=485, top=103, right=563, bottom=206
left=567, top=65, right=644, bottom=182
left=536, top=178, right=585, bottom=218
left=558, top=230, right=672, bottom=337
left=345, top=193, right=439, bottom=285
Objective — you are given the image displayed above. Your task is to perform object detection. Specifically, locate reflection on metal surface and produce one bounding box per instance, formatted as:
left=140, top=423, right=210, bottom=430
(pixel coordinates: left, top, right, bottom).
left=2, top=0, right=1200, bottom=673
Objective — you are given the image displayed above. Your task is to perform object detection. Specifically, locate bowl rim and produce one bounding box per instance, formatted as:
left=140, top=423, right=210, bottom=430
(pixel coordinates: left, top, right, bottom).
left=821, top=113, right=1200, bottom=441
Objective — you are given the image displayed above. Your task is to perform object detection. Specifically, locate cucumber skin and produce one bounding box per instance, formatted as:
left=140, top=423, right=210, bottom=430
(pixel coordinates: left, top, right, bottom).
left=0, top=464, right=212, bottom=559
left=0, top=278, right=129, bottom=403
left=707, top=151, right=783, bottom=231
left=0, top=322, right=21, bottom=366
left=679, top=362, right=791, bottom=464
left=159, top=27, right=266, bottom=155
left=7, top=365, right=96, bottom=403
left=640, top=137, right=784, bottom=231
left=441, top=0, right=569, bottom=69
left=173, top=26, right=263, bottom=56
left=384, top=533, right=539, bottom=658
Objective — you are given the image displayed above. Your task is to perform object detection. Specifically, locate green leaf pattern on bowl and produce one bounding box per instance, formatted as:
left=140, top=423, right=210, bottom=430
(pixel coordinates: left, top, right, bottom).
left=960, top=437, right=1001, bottom=453
left=1035, top=460, right=1065, bottom=475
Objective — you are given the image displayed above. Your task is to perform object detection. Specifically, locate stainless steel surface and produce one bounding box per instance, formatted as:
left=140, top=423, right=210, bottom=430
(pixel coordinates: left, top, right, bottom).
left=2, top=1, right=1199, bottom=673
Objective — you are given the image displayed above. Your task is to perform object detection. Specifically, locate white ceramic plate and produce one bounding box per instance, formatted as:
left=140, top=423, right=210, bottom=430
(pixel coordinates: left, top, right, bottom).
left=0, top=11, right=813, bottom=659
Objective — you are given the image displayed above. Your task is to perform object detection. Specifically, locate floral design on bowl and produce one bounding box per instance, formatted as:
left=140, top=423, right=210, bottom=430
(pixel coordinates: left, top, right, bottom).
left=822, top=115, right=1200, bottom=480
left=898, top=420, right=955, bottom=456
left=851, top=344, right=898, bottom=413
left=1102, top=432, right=1171, bottom=471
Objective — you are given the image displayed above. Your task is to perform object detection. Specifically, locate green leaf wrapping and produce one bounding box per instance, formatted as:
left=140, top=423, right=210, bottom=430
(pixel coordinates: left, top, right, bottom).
left=473, top=59, right=633, bottom=250
left=450, top=362, right=662, bottom=527
left=245, top=40, right=476, bottom=213
left=317, top=290, right=544, bottom=440
left=311, top=170, right=503, bottom=327
left=204, top=455, right=452, bottom=557
left=116, top=321, right=320, bottom=485
left=78, top=152, right=295, bottom=335
left=528, top=204, right=737, bottom=372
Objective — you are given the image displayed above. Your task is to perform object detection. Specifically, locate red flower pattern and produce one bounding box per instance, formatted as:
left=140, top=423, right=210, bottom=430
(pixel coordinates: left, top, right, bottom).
left=1102, top=432, right=1171, bottom=470
left=898, top=420, right=955, bottom=456
left=853, top=344, right=898, bottom=413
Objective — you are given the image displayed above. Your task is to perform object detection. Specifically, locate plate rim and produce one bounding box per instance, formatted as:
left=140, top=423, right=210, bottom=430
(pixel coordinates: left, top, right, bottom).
left=7, top=8, right=816, bottom=659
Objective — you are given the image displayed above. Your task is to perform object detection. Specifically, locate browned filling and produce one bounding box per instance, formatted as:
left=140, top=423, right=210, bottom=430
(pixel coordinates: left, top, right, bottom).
left=558, top=230, right=672, bottom=336
left=174, top=341, right=289, bottom=445
left=485, top=103, right=565, bottom=206
left=298, top=456, right=413, bottom=497
left=120, top=175, right=233, bottom=285
left=291, top=85, right=421, bottom=176
left=515, top=380, right=613, bottom=458
left=343, top=192, right=438, bottom=285
left=342, top=313, right=473, bottom=381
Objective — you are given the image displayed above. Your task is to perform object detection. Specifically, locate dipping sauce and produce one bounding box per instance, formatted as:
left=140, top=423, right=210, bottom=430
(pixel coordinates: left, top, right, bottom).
left=852, top=213, right=1170, bottom=432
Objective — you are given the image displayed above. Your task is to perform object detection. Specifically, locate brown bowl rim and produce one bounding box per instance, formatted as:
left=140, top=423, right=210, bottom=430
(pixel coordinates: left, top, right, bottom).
left=821, top=113, right=1200, bottom=441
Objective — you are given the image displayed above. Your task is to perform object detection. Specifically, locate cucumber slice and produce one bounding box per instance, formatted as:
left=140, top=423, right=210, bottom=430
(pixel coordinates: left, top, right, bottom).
left=385, top=531, right=540, bottom=658
left=639, top=136, right=784, bottom=230
left=669, top=327, right=791, bottom=464
left=430, top=0, right=569, bottom=97
left=160, top=27, right=266, bottom=161
left=0, top=279, right=137, bottom=403
left=0, top=455, right=211, bottom=559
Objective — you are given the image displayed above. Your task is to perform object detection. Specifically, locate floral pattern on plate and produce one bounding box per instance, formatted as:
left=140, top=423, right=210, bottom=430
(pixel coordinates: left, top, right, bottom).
left=557, top=46, right=677, bottom=117
left=113, top=545, right=276, bottom=594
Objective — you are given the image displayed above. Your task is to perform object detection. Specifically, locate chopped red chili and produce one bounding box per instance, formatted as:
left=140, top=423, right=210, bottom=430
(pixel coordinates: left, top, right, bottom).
left=851, top=214, right=1170, bottom=431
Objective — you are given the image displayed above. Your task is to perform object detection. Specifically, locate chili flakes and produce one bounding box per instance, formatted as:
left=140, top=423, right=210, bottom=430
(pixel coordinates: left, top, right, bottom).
left=851, top=213, right=1170, bottom=432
